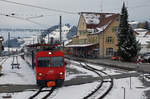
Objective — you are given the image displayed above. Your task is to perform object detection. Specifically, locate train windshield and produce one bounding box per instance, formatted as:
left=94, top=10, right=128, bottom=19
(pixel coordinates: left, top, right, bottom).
left=37, top=57, right=50, bottom=67
left=51, top=57, right=64, bottom=67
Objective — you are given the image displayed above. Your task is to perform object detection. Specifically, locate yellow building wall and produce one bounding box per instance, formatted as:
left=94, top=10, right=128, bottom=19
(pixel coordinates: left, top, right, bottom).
left=99, top=17, right=120, bottom=57
left=71, top=15, right=89, bottom=44
left=88, top=34, right=99, bottom=44
left=69, top=14, right=100, bottom=45
left=77, top=15, right=87, bottom=37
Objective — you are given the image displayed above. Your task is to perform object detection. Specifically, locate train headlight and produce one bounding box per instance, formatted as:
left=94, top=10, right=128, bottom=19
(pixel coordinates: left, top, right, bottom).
left=38, top=73, right=43, bottom=76
left=48, top=52, right=52, bottom=55
left=59, top=72, right=63, bottom=75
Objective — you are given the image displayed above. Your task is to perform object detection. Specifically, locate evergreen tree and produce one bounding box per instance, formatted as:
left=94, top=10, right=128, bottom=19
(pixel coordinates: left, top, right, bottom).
left=117, top=3, right=141, bottom=61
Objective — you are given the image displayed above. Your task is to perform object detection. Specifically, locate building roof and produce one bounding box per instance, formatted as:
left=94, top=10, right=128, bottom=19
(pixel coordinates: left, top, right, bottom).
left=80, top=12, right=120, bottom=34
left=134, top=28, right=149, bottom=37
left=65, top=43, right=98, bottom=48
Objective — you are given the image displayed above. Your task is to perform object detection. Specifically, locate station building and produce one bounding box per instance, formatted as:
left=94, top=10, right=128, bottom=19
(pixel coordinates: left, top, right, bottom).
left=65, top=12, right=120, bottom=58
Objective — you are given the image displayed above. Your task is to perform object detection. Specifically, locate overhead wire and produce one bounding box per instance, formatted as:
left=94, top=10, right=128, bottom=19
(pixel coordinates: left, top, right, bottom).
left=0, top=13, right=44, bottom=26
left=0, top=0, right=149, bottom=15
left=25, top=15, right=44, bottom=20
left=0, top=0, right=149, bottom=27
left=104, top=3, right=150, bottom=12
left=0, top=0, right=77, bottom=15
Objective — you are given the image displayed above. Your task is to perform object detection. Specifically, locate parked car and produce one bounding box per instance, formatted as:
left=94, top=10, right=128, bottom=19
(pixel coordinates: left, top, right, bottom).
left=136, top=54, right=144, bottom=63
left=142, top=52, right=150, bottom=63
left=112, top=52, right=120, bottom=60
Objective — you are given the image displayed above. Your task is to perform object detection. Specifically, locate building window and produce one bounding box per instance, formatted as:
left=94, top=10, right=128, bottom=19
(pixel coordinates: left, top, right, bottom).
left=106, top=37, right=113, bottom=43
left=79, top=39, right=87, bottom=44
left=79, top=30, right=86, bottom=34
left=116, top=17, right=120, bottom=21
left=106, top=48, right=114, bottom=56
left=112, top=26, right=119, bottom=32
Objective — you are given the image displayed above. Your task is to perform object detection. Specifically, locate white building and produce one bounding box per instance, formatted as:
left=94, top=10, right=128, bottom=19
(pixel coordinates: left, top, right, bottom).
left=129, top=21, right=139, bottom=29
left=45, top=25, right=71, bottom=43
left=135, top=28, right=150, bottom=53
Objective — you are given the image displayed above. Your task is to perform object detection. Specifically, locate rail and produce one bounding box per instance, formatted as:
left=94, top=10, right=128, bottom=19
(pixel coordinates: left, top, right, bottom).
left=29, top=87, right=56, bottom=99
left=80, top=63, right=113, bottom=99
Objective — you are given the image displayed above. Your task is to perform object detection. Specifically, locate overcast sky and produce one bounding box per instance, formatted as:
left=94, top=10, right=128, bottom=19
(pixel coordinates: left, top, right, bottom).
left=0, top=0, right=150, bottom=29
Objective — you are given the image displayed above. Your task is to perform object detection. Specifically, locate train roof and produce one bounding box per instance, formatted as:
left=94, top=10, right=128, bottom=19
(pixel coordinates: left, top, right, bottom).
left=36, top=51, right=64, bottom=57
left=26, top=43, right=61, bottom=51
left=27, top=43, right=60, bottom=48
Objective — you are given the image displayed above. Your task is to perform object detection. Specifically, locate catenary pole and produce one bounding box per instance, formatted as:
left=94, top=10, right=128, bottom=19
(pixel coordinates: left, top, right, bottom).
left=8, top=32, right=10, bottom=54
left=59, top=16, right=62, bottom=46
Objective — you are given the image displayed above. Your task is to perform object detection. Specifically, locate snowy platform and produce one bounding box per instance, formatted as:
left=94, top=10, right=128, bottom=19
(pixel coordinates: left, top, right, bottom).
left=0, top=56, right=36, bottom=85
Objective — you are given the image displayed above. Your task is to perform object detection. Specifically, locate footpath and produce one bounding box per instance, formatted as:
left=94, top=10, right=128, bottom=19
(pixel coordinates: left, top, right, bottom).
left=65, top=55, right=150, bottom=73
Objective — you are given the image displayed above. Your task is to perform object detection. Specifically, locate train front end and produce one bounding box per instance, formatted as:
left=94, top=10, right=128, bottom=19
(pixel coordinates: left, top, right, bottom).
left=36, top=51, right=65, bottom=87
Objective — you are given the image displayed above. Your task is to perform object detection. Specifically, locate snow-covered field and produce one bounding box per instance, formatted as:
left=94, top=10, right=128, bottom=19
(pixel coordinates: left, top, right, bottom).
left=0, top=56, right=149, bottom=99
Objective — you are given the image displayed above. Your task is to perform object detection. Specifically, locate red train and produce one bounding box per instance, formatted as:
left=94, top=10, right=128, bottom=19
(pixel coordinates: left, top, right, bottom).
left=23, top=43, right=65, bottom=87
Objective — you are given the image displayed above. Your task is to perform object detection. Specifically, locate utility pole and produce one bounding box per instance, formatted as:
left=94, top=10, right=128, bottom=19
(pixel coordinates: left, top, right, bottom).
left=59, top=16, right=62, bottom=46
left=122, top=87, right=126, bottom=99
left=48, top=33, right=50, bottom=44
left=130, top=74, right=132, bottom=89
left=100, top=0, right=104, bottom=58
left=102, top=28, right=104, bottom=58
left=33, top=37, right=34, bottom=44
left=8, top=32, right=10, bottom=54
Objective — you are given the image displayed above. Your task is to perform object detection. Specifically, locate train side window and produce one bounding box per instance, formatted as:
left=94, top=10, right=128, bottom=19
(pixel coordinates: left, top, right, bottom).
left=37, top=57, right=50, bottom=67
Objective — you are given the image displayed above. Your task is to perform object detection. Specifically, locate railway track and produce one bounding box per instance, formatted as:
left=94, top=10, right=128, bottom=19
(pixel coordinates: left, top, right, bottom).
left=29, top=87, right=56, bottom=99
left=80, top=62, right=113, bottom=99
left=0, top=57, right=8, bottom=66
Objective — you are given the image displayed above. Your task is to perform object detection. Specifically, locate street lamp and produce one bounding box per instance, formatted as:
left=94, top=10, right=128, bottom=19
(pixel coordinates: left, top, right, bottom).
left=122, top=87, right=126, bottom=99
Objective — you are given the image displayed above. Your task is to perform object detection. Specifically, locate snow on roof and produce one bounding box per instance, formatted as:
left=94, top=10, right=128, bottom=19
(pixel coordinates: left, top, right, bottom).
left=83, top=14, right=100, bottom=25
left=81, top=12, right=120, bottom=34
left=96, top=21, right=112, bottom=33
left=105, top=14, right=113, bottom=18
left=134, top=28, right=148, bottom=37
left=87, top=21, right=112, bottom=34
left=129, top=21, right=139, bottom=25
left=65, top=43, right=97, bottom=47
left=134, top=28, right=148, bottom=32
left=64, top=39, right=72, bottom=46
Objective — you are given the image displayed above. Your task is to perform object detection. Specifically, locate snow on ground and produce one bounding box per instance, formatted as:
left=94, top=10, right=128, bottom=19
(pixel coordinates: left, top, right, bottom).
left=0, top=75, right=149, bottom=99
left=0, top=57, right=150, bottom=99
left=49, top=82, right=99, bottom=99
left=87, top=62, right=131, bottom=75
left=0, top=82, right=99, bottom=99
left=0, top=55, right=97, bottom=84
left=0, top=56, right=36, bottom=85
left=65, top=60, right=98, bottom=81
left=69, top=59, right=128, bottom=76
left=105, top=77, right=148, bottom=99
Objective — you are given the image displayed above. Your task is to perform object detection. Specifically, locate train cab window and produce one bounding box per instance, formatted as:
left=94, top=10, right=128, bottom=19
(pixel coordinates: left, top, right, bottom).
left=51, top=57, right=64, bottom=67
left=37, top=57, right=50, bottom=67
